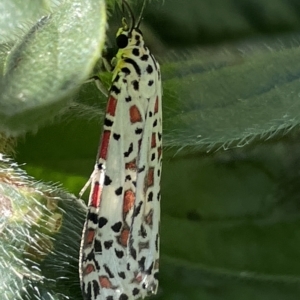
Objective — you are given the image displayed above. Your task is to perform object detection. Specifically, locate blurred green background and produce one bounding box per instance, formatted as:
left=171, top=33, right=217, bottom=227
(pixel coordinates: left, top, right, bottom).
left=2, top=0, right=300, bottom=299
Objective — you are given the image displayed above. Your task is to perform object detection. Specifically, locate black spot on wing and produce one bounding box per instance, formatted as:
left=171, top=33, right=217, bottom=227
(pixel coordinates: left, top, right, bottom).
left=124, top=142, right=133, bottom=157
left=91, top=280, right=100, bottom=298
left=124, top=58, right=141, bottom=76
left=111, top=221, right=122, bottom=232
left=138, top=165, right=145, bottom=173
left=146, top=64, right=153, bottom=74
left=157, top=191, right=161, bottom=201
left=132, top=288, right=140, bottom=296
left=157, top=169, right=161, bottom=177
left=138, top=256, right=146, bottom=271
left=104, top=118, right=113, bottom=127
left=94, top=239, right=102, bottom=253
left=87, top=212, right=98, bottom=224
left=141, top=54, right=149, bottom=61
left=98, top=217, right=108, bottom=228
left=115, top=249, right=124, bottom=258
left=119, top=294, right=129, bottom=300
left=133, top=201, right=143, bottom=217
left=140, top=224, right=147, bottom=238
left=104, top=240, right=113, bottom=249
left=115, top=186, right=123, bottom=196
left=86, top=250, right=95, bottom=262
left=135, top=128, right=142, bottom=134
left=110, top=85, right=121, bottom=94
left=158, top=132, right=162, bottom=141
left=132, top=80, right=139, bottom=91
left=132, top=48, right=140, bottom=56
left=146, top=262, right=154, bottom=274
left=113, top=133, right=120, bottom=140
left=130, top=245, right=137, bottom=260
left=104, top=175, right=112, bottom=185
left=121, top=67, right=130, bottom=75
left=148, top=191, right=153, bottom=202
left=104, top=264, right=114, bottom=278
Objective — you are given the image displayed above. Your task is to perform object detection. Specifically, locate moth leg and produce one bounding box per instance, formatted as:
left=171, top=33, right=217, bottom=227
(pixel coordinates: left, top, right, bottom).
left=79, top=176, right=92, bottom=199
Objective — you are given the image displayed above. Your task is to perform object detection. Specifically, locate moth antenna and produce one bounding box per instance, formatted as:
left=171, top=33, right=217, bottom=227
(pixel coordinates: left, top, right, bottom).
left=136, top=0, right=147, bottom=29
left=122, top=0, right=135, bottom=32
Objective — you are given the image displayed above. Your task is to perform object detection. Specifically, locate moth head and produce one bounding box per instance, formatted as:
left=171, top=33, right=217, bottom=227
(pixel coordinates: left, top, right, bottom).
left=116, top=19, right=143, bottom=49
left=115, top=0, right=145, bottom=49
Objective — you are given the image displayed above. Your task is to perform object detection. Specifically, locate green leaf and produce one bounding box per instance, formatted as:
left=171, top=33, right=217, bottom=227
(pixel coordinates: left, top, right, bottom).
left=0, top=155, right=85, bottom=299
left=0, top=0, right=106, bottom=135
left=0, top=0, right=51, bottom=43
left=162, top=45, right=300, bottom=152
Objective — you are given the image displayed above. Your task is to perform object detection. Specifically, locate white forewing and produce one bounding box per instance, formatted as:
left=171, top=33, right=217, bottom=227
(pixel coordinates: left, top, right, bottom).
left=80, top=21, right=162, bottom=300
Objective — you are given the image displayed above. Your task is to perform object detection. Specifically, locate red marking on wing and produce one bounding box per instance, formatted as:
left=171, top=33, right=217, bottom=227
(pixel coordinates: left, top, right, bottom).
left=125, top=159, right=137, bottom=170
left=157, top=146, right=162, bottom=159
left=123, top=190, right=135, bottom=214
left=99, top=276, right=113, bottom=288
left=85, top=229, right=95, bottom=244
left=83, top=264, right=95, bottom=275
left=129, top=105, right=142, bottom=123
left=99, top=130, right=111, bottom=159
left=151, top=133, right=156, bottom=148
left=145, top=209, right=153, bottom=226
left=134, top=273, right=143, bottom=283
left=119, top=228, right=129, bottom=247
left=106, top=96, right=117, bottom=116
left=154, top=96, right=159, bottom=114
left=147, top=168, right=154, bottom=187
left=91, top=182, right=101, bottom=208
